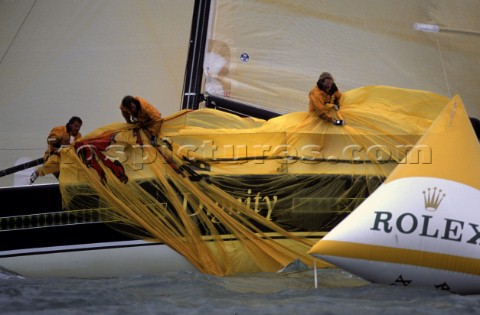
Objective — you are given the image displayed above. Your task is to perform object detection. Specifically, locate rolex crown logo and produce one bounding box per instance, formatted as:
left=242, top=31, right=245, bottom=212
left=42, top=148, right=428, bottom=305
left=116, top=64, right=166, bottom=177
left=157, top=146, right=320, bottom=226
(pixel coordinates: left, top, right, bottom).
left=423, top=187, right=445, bottom=211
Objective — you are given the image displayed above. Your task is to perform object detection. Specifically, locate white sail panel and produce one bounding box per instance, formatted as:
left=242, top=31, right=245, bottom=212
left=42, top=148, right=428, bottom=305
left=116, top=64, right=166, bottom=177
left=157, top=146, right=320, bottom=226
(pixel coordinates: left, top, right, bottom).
left=204, top=0, right=480, bottom=118
left=0, top=0, right=195, bottom=187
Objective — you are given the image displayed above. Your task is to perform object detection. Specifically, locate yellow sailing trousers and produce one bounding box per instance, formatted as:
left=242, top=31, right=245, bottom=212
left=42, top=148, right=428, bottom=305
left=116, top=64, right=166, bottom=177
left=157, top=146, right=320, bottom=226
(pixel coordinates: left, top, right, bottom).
left=37, top=154, right=60, bottom=178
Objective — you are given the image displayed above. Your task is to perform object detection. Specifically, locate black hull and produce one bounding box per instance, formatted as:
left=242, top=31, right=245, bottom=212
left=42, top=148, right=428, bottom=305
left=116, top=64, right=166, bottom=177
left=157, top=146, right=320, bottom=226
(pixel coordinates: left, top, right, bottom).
left=0, top=173, right=380, bottom=256
left=0, top=184, right=137, bottom=254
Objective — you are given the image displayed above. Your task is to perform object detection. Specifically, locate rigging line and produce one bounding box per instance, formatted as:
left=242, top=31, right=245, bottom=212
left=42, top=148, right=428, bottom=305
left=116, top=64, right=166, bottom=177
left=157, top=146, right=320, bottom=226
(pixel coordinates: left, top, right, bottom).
left=435, top=35, right=451, bottom=98
left=0, top=0, right=38, bottom=65
left=424, top=0, right=451, bottom=98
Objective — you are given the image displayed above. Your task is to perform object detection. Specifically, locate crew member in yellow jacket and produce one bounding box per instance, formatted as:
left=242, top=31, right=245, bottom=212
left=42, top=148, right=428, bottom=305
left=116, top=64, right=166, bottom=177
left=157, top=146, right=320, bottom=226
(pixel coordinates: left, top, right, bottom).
left=308, top=72, right=344, bottom=125
left=29, top=116, right=83, bottom=184
left=119, top=95, right=163, bottom=145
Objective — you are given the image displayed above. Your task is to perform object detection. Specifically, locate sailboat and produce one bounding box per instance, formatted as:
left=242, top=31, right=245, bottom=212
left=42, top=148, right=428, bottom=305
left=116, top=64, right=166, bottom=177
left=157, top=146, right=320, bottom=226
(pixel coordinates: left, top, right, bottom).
left=0, top=0, right=478, bottom=278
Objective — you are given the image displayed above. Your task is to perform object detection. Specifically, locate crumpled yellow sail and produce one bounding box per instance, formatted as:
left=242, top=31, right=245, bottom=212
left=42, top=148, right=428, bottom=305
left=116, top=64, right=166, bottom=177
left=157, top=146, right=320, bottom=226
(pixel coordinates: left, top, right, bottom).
left=57, top=86, right=450, bottom=275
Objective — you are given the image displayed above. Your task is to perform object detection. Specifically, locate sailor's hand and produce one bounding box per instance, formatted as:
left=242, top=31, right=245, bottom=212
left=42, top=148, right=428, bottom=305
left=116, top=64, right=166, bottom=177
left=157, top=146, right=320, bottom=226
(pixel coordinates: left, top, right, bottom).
left=332, top=119, right=345, bottom=126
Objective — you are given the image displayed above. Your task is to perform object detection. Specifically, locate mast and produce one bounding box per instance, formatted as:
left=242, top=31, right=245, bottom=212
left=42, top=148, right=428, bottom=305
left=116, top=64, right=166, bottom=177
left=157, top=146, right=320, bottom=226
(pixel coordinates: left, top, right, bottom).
left=181, top=0, right=211, bottom=110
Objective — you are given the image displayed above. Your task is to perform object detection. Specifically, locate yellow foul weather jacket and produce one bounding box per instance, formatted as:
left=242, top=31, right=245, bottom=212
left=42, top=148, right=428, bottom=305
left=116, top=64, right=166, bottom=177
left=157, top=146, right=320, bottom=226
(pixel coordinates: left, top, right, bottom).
left=120, top=96, right=163, bottom=136
left=308, top=85, right=342, bottom=122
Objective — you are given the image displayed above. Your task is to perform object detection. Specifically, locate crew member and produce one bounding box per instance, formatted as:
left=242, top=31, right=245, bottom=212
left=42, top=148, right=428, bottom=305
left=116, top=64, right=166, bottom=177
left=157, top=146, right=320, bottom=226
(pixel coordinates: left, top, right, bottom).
left=120, top=95, right=163, bottom=145
left=308, top=72, right=344, bottom=125
left=29, top=116, right=83, bottom=184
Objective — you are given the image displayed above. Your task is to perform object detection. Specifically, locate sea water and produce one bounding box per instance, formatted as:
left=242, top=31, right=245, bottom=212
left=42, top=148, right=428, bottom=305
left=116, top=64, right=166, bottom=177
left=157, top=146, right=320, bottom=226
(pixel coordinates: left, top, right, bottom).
left=1, top=265, right=479, bottom=315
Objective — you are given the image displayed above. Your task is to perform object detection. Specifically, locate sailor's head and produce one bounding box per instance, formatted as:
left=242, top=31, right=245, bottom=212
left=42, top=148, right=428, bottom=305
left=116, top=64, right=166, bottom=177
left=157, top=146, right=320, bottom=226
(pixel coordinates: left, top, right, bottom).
left=66, top=116, right=82, bottom=136
left=121, top=95, right=140, bottom=115
left=317, top=72, right=334, bottom=91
